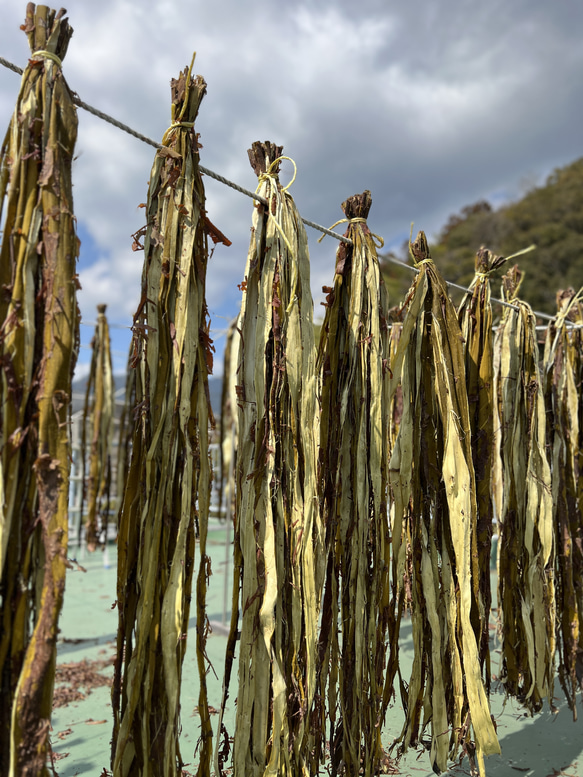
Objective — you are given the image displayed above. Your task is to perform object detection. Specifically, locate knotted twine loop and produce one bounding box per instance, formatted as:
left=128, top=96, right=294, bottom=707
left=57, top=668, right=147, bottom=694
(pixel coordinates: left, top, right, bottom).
left=161, top=121, right=195, bottom=146
left=255, top=156, right=299, bottom=314
left=317, top=216, right=384, bottom=248
left=257, top=155, right=297, bottom=192
left=31, top=49, right=63, bottom=68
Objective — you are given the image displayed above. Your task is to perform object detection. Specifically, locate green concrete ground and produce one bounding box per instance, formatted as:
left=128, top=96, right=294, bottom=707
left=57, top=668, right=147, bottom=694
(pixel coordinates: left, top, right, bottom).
left=51, top=532, right=583, bottom=776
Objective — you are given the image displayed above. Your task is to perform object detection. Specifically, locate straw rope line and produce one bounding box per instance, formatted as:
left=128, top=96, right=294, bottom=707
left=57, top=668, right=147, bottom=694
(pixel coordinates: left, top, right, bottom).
left=0, top=55, right=578, bottom=324
left=0, top=55, right=22, bottom=75
left=386, top=254, right=583, bottom=325
left=382, top=255, right=580, bottom=324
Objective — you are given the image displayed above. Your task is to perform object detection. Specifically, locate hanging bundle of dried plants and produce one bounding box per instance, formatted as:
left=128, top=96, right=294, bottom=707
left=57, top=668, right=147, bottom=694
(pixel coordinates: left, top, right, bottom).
left=81, top=304, right=114, bottom=551
left=494, top=265, right=554, bottom=715
left=114, top=340, right=136, bottom=515
left=217, top=141, right=322, bottom=777
left=543, top=287, right=583, bottom=719
left=312, top=190, right=391, bottom=776
left=387, top=233, right=499, bottom=776
left=387, top=304, right=405, bottom=456
left=457, top=247, right=508, bottom=693
left=111, top=61, right=221, bottom=777
left=0, top=5, right=79, bottom=773
left=214, top=317, right=241, bottom=777
left=384, top=304, right=412, bottom=644
left=218, top=317, right=239, bottom=521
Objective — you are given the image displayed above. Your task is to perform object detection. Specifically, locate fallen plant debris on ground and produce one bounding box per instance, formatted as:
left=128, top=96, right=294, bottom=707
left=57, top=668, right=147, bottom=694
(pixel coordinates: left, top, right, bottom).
left=545, top=766, right=579, bottom=777
left=53, top=657, right=113, bottom=708
left=49, top=751, right=69, bottom=763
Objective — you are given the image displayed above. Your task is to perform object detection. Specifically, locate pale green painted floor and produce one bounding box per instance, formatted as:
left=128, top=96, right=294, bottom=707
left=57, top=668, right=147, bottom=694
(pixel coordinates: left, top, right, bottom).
left=51, top=535, right=583, bottom=776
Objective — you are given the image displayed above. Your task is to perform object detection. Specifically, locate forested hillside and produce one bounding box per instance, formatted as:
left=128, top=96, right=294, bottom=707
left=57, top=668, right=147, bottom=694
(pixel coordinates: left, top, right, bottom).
left=380, top=157, right=583, bottom=315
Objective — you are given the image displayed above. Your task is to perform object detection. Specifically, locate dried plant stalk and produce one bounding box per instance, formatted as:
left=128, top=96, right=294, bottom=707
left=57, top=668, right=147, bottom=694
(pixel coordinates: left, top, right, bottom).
left=494, top=265, right=555, bottom=714
left=218, top=317, right=239, bottom=520
left=543, top=287, right=583, bottom=719
left=387, top=233, right=499, bottom=775
left=387, top=305, right=405, bottom=455
left=0, top=5, right=79, bottom=773
left=384, top=304, right=411, bottom=684
left=115, top=341, right=136, bottom=514
left=111, top=63, right=218, bottom=777
left=219, top=141, right=322, bottom=777
left=81, top=304, right=114, bottom=551
left=213, top=316, right=241, bottom=777
left=313, top=191, right=391, bottom=776
left=457, top=247, right=508, bottom=693
left=213, top=320, right=240, bottom=776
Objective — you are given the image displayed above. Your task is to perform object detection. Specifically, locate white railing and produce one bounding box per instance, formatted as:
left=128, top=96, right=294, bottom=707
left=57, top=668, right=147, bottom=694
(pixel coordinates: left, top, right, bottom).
left=68, top=400, right=234, bottom=625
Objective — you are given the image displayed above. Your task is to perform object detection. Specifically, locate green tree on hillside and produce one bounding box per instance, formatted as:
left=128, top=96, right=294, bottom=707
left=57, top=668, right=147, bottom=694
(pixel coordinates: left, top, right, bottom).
left=381, top=157, right=583, bottom=314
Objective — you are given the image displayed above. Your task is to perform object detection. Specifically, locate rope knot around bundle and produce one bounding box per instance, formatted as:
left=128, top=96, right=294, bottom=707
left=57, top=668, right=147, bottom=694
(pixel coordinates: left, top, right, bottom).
left=318, top=215, right=384, bottom=248
left=253, top=153, right=299, bottom=313
left=256, top=155, right=297, bottom=193
left=31, top=49, right=63, bottom=68
left=161, top=120, right=196, bottom=147
left=168, top=121, right=195, bottom=131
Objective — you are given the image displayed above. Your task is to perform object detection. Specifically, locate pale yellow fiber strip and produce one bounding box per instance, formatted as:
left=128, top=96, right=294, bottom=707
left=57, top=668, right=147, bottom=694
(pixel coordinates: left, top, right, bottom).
left=31, top=49, right=62, bottom=67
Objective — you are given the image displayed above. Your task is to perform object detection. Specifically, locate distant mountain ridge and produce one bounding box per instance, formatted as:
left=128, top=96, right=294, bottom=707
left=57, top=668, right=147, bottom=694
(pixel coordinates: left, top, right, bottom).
left=380, top=156, right=583, bottom=315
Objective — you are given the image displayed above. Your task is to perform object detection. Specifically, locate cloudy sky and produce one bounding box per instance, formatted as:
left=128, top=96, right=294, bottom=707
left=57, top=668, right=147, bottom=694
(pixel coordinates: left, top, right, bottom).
left=1, top=0, right=582, bottom=377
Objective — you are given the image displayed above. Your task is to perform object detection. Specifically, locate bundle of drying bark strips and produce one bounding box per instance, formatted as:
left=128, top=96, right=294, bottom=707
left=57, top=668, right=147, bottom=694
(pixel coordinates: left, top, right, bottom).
left=387, top=233, right=499, bottom=776
left=543, top=287, right=583, bottom=719
left=494, top=265, right=555, bottom=714
left=111, top=61, right=223, bottom=777
left=457, top=247, right=508, bottom=693
left=115, top=340, right=136, bottom=516
left=313, top=191, right=391, bottom=777
left=81, top=304, right=115, bottom=551
left=217, top=141, right=322, bottom=777
left=218, top=317, right=239, bottom=522
left=0, top=5, right=79, bottom=773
